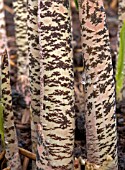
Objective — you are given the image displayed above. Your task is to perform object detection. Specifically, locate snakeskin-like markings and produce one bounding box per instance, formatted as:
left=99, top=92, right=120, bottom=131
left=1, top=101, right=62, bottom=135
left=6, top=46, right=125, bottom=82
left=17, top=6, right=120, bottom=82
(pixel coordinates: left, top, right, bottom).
left=1, top=52, right=22, bottom=170
left=27, top=0, right=40, bottom=168
left=0, top=2, right=21, bottom=169
left=37, top=0, right=75, bottom=169
left=78, top=0, right=118, bottom=168
left=13, top=0, right=29, bottom=76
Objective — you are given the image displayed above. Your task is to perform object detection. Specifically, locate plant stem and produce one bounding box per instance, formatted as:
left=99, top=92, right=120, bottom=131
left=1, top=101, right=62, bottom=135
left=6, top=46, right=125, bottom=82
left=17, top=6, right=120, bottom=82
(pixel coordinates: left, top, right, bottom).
left=37, top=0, right=75, bottom=169
left=78, top=0, right=118, bottom=168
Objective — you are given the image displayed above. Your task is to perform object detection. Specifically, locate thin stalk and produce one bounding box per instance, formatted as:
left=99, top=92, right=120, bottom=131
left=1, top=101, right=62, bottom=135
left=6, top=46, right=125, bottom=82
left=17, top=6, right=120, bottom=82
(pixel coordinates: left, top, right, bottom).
left=27, top=0, right=40, bottom=169
left=1, top=51, right=22, bottom=170
left=0, top=0, right=21, bottom=169
left=37, top=0, right=75, bottom=169
left=78, top=0, right=118, bottom=168
left=13, top=0, right=28, bottom=76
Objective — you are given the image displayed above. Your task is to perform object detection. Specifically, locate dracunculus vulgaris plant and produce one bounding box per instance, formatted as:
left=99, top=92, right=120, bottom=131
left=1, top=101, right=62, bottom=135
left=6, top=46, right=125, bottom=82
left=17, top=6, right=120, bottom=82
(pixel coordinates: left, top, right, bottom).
left=0, top=0, right=21, bottom=169
left=13, top=2, right=38, bottom=168
left=27, top=0, right=40, bottom=169
left=78, top=0, right=118, bottom=168
left=36, top=0, right=75, bottom=169
left=15, top=0, right=75, bottom=169
left=13, top=0, right=29, bottom=76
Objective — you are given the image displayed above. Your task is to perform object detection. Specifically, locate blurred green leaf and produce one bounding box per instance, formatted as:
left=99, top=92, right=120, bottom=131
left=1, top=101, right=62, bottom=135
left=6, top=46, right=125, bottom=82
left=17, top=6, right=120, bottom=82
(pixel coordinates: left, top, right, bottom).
left=74, top=0, right=78, bottom=10
left=116, top=21, right=125, bottom=99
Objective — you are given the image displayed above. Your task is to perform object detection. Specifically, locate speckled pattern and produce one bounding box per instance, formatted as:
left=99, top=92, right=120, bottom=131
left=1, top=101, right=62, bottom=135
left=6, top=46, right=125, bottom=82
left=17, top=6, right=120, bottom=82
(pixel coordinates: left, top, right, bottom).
left=13, top=0, right=29, bottom=76
left=1, top=52, right=22, bottom=170
left=78, top=0, right=118, bottom=168
left=0, top=1, right=21, bottom=169
left=36, top=0, right=75, bottom=169
left=27, top=0, right=40, bottom=169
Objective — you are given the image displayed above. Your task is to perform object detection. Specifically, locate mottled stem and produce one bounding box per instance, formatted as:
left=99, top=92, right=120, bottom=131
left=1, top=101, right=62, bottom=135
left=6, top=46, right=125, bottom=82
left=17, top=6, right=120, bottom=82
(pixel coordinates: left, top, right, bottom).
left=0, top=1, right=21, bottom=169
left=37, top=0, right=75, bottom=169
left=13, top=0, right=28, bottom=76
left=1, top=52, right=22, bottom=170
left=27, top=0, right=40, bottom=169
left=78, top=0, right=118, bottom=168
